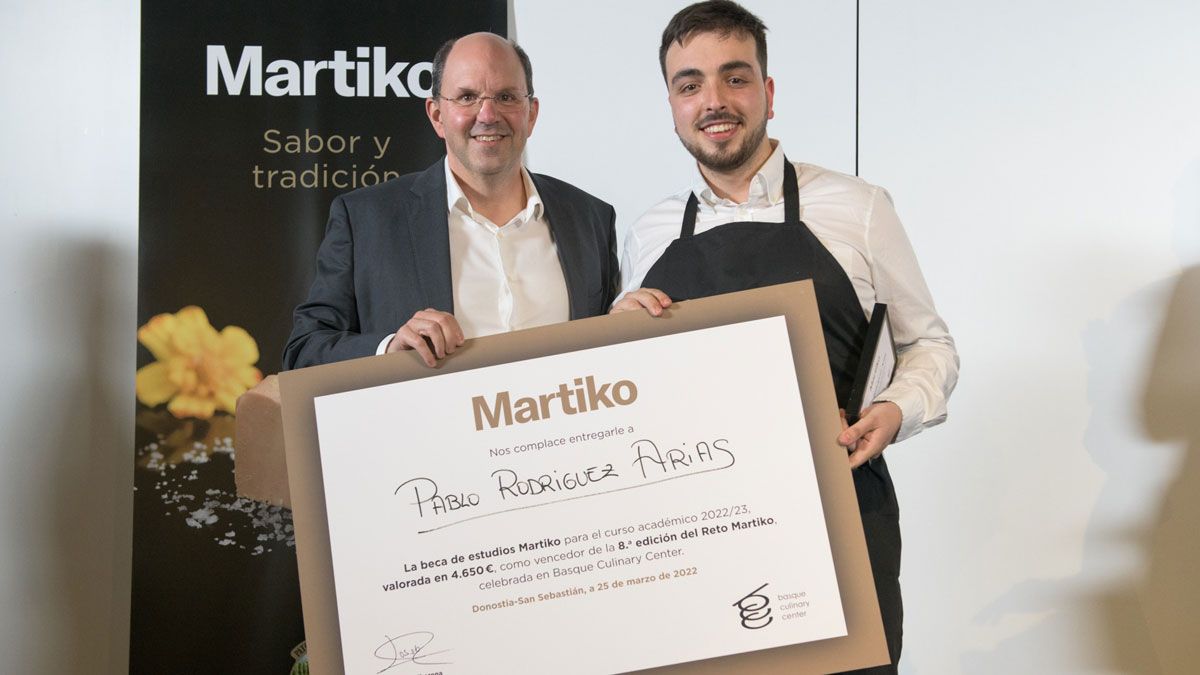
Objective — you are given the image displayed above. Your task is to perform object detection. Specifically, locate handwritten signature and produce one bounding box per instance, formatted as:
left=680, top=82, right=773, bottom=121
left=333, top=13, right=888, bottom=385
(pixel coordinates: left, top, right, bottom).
left=373, top=631, right=452, bottom=673
left=401, top=436, right=738, bottom=534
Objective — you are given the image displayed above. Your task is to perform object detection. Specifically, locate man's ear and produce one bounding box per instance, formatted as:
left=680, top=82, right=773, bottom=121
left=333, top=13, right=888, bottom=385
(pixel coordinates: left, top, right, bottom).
left=526, top=96, right=540, bottom=136
left=426, top=97, right=447, bottom=139
left=765, top=76, right=775, bottom=120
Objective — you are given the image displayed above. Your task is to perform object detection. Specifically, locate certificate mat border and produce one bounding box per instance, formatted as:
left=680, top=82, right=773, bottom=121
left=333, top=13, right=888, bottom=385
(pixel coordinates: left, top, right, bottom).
left=280, top=280, right=889, bottom=674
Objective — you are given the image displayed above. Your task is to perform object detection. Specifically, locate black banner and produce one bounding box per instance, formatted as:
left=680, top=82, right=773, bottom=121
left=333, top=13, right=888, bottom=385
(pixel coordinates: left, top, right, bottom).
left=134, top=2, right=505, bottom=671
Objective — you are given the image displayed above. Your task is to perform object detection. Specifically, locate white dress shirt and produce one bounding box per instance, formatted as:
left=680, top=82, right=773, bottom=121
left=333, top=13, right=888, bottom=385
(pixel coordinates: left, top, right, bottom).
left=377, top=159, right=569, bottom=353
left=619, top=142, right=959, bottom=442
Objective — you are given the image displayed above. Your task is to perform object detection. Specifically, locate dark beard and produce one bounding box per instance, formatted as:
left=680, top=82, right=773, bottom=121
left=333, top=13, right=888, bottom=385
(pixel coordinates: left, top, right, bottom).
left=678, top=114, right=768, bottom=173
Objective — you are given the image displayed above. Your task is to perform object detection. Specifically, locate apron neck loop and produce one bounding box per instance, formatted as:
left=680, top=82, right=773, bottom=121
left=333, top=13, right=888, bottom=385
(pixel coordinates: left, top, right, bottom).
left=680, top=157, right=801, bottom=239
left=782, top=157, right=799, bottom=223
left=681, top=192, right=701, bottom=238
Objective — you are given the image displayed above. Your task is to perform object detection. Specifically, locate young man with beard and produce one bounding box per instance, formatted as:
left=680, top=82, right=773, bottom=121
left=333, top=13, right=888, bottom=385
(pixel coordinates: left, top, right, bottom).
left=285, top=32, right=618, bottom=370
left=613, top=2, right=959, bottom=671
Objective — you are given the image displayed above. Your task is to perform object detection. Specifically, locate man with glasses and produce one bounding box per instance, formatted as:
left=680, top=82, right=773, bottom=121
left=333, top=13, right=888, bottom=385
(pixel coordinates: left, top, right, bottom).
left=285, top=32, right=618, bottom=369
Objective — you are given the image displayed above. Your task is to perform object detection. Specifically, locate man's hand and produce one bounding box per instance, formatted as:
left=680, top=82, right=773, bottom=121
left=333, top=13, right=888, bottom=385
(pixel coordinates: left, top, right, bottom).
left=610, top=288, right=673, bottom=316
left=385, top=309, right=465, bottom=367
left=838, top=401, right=903, bottom=469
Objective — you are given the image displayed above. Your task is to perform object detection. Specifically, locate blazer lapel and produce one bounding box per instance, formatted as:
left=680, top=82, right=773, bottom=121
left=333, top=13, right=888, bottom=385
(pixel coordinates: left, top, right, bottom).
left=533, top=173, right=588, bottom=320
left=407, top=161, right=454, bottom=313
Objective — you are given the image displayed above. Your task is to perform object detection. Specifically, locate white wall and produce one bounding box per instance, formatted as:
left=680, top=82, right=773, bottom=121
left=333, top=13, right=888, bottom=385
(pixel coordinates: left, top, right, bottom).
left=0, top=1, right=138, bottom=673
left=2, top=1, right=1197, bottom=673
left=857, top=1, right=1200, bottom=672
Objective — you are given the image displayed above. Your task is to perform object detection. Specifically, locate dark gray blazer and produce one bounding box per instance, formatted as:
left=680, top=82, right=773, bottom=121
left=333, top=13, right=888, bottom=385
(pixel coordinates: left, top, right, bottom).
left=283, top=160, right=619, bottom=370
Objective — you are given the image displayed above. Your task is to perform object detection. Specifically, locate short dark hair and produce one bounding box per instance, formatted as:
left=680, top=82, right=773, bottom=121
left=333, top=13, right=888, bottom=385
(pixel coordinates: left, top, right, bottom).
left=659, top=0, right=769, bottom=80
left=430, top=35, right=535, bottom=98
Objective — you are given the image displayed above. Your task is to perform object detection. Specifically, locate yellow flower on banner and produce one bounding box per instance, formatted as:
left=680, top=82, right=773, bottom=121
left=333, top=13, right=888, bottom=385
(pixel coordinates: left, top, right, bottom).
left=135, top=306, right=262, bottom=419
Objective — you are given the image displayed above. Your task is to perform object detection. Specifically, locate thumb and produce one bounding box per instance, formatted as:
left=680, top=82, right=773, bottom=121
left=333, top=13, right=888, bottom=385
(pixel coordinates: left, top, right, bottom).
left=839, top=418, right=866, bottom=446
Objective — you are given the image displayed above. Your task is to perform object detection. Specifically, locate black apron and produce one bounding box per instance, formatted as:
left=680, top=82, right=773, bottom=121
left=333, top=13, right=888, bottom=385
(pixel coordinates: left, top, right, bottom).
left=641, top=160, right=904, bottom=672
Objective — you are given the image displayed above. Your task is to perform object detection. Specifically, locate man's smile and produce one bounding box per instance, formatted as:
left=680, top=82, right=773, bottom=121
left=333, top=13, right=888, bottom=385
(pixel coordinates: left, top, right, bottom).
left=698, top=116, right=742, bottom=141
left=471, top=129, right=510, bottom=145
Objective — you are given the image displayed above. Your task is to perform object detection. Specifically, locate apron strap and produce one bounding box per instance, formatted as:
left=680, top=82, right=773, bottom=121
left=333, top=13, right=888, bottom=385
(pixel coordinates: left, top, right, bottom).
left=679, top=156, right=801, bottom=239
left=782, top=157, right=799, bottom=223
left=681, top=192, right=701, bottom=238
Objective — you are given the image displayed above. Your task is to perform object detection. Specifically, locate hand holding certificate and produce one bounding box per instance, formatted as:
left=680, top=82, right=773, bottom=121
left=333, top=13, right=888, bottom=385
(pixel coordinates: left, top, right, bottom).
left=281, top=281, right=889, bottom=674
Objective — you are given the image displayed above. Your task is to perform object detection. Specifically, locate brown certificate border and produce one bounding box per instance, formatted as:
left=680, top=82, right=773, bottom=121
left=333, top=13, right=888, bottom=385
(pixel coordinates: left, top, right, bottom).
left=280, top=280, right=888, bottom=674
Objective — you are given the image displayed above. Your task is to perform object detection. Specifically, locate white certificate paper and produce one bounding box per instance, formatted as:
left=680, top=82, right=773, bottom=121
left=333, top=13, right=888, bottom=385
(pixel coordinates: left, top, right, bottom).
left=313, top=316, right=845, bottom=674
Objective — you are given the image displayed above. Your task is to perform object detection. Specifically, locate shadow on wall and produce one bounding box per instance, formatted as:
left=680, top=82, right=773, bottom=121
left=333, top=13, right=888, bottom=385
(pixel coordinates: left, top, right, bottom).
left=958, top=156, right=1199, bottom=673
left=1072, top=264, right=1200, bottom=674
left=958, top=272, right=1176, bottom=674
left=8, top=234, right=133, bottom=674
left=1138, top=264, right=1200, bottom=672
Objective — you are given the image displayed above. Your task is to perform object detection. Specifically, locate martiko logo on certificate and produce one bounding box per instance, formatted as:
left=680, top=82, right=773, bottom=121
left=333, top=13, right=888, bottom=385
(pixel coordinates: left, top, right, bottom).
left=472, top=376, right=639, bottom=431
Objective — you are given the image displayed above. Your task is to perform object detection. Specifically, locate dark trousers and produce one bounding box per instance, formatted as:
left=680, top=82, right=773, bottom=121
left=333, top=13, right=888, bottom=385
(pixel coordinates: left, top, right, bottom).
left=832, top=456, right=904, bottom=675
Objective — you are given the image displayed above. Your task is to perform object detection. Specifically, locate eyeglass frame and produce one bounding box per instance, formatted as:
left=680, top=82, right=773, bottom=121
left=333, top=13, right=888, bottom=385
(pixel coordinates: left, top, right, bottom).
left=435, top=90, right=535, bottom=111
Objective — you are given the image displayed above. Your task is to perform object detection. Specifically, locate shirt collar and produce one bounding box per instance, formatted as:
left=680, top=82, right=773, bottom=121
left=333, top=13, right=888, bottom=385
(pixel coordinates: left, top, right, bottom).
left=691, top=139, right=786, bottom=210
left=444, top=157, right=544, bottom=226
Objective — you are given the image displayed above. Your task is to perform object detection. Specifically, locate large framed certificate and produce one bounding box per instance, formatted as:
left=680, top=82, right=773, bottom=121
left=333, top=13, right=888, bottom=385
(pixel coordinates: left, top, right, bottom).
left=281, top=281, right=888, bottom=674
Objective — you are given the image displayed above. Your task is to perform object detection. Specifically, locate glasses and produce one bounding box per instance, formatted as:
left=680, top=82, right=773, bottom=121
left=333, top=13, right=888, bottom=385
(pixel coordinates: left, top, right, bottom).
left=437, top=91, right=532, bottom=111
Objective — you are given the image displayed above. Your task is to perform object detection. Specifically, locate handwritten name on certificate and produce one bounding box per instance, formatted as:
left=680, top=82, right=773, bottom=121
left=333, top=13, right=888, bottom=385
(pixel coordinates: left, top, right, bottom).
left=313, top=316, right=846, bottom=674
